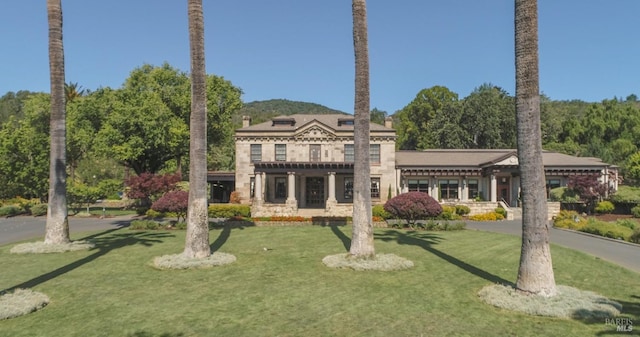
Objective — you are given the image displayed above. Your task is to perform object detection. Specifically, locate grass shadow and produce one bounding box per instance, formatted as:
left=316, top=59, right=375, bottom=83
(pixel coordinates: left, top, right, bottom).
left=210, top=224, right=232, bottom=252
left=328, top=225, right=351, bottom=252
left=2, top=231, right=173, bottom=294
left=376, top=229, right=513, bottom=286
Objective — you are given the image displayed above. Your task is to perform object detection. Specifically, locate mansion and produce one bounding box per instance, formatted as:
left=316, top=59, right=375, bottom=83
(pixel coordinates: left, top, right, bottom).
left=216, top=114, right=618, bottom=218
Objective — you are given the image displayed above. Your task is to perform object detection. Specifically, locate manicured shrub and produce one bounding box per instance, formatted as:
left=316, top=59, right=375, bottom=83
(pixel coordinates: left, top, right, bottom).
left=0, top=205, right=21, bottom=217
left=383, top=192, right=442, bottom=226
left=632, top=205, right=640, bottom=218
left=455, top=205, right=471, bottom=216
left=151, top=191, right=189, bottom=222
left=130, top=219, right=160, bottom=230
left=494, top=207, right=507, bottom=218
left=553, top=210, right=587, bottom=230
left=630, top=229, right=640, bottom=244
left=30, top=203, right=48, bottom=217
left=126, top=172, right=181, bottom=207
left=208, top=204, right=251, bottom=218
left=594, top=201, right=615, bottom=214
left=580, top=220, right=633, bottom=241
left=469, top=212, right=504, bottom=221
left=372, top=204, right=392, bottom=219
left=615, top=219, right=637, bottom=230
left=437, top=206, right=461, bottom=220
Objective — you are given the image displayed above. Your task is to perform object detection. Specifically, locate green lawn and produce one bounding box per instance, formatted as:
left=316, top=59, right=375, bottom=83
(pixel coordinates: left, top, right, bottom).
left=1, top=226, right=638, bottom=337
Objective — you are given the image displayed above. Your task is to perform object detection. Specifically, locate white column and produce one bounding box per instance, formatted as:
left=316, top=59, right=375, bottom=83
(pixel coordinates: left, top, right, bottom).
left=287, top=172, right=296, bottom=202
left=490, top=174, right=497, bottom=202
left=461, top=178, right=468, bottom=201
left=327, top=172, right=336, bottom=202
left=431, top=178, right=439, bottom=200
left=254, top=172, right=263, bottom=203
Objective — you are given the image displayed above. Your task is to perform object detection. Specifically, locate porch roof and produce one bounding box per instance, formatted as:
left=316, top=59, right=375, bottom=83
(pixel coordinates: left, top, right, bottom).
left=254, top=161, right=354, bottom=174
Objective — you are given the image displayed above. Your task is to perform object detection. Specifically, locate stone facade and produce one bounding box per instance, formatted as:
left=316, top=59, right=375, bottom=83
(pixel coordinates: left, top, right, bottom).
left=235, top=114, right=397, bottom=217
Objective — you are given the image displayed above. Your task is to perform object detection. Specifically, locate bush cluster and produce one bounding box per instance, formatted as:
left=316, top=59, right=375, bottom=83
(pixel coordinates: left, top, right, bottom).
left=632, top=205, right=640, bottom=218
left=252, top=216, right=308, bottom=222
left=383, top=192, right=442, bottom=225
left=468, top=212, right=505, bottom=221
left=455, top=205, right=471, bottom=215
left=553, top=210, right=587, bottom=230
left=494, top=207, right=507, bottom=218
left=130, top=219, right=160, bottom=230
left=594, top=201, right=615, bottom=214
left=208, top=204, right=251, bottom=218
left=0, top=205, right=21, bottom=217
left=372, top=204, right=392, bottom=219
left=151, top=190, right=189, bottom=222
left=580, top=219, right=634, bottom=241
left=29, top=203, right=48, bottom=216
left=437, top=206, right=462, bottom=220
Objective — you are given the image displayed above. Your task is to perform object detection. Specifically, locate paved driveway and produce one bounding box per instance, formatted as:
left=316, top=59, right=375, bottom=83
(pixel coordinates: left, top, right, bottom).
left=466, top=220, right=640, bottom=273
left=0, top=215, right=133, bottom=245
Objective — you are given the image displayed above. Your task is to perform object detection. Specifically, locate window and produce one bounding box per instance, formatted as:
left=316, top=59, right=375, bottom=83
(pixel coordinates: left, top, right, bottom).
left=275, top=177, right=287, bottom=199
left=371, top=178, right=380, bottom=198
left=310, top=144, right=321, bottom=162
left=344, top=144, right=354, bottom=162
left=275, top=144, right=286, bottom=161
left=468, top=179, right=479, bottom=199
left=250, top=144, right=262, bottom=162
left=344, top=177, right=380, bottom=199
left=546, top=179, right=561, bottom=199
left=370, top=144, right=380, bottom=164
left=408, top=179, right=429, bottom=192
left=439, top=179, right=459, bottom=200
left=344, top=177, right=353, bottom=199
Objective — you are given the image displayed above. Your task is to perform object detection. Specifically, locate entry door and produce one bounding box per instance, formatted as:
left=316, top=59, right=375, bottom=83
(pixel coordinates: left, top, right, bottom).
left=305, top=177, right=325, bottom=207
left=498, top=176, right=510, bottom=206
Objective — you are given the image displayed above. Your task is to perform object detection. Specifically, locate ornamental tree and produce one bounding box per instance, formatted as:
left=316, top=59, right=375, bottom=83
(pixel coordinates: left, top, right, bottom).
left=383, top=192, right=442, bottom=226
left=151, top=190, right=189, bottom=222
left=126, top=172, right=181, bottom=208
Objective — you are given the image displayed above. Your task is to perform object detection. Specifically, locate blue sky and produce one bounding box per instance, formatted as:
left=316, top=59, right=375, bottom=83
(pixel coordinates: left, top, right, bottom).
left=1, top=1, right=638, bottom=114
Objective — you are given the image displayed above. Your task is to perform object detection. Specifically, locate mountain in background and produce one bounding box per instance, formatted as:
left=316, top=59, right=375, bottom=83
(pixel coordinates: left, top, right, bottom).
left=232, top=99, right=347, bottom=126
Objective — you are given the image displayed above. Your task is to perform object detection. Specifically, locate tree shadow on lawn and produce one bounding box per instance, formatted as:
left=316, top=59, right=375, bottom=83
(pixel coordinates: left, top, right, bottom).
left=2, top=231, right=174, bottom=294
left=592, top=296, right=640, bottom=335
left=327, top=225, right=351, bottom=252
left=375, top=229, right=513, bottom=286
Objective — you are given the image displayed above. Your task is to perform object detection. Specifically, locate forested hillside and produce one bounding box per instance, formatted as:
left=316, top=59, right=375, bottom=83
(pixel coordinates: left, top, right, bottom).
left=232, top=99, right=346, bottom=126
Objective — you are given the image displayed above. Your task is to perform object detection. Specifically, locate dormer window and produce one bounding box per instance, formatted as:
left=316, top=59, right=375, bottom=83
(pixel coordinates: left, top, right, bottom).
left=337, top=118, right=354, bottom=126
left=272, top=117, right=296, bottom=126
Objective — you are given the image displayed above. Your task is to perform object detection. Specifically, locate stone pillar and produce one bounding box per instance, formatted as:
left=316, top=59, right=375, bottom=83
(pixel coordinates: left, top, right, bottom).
left=286, top=172, right=297, bottom=207
left=431, top=178, right=439, bottom=200
left=254, top=172, right=263, bottom=205
left=327, top=172, right=337, bottom=202
left=461, top=178, right=468, bottom=201
left=490, top=174, right=497, bottom=202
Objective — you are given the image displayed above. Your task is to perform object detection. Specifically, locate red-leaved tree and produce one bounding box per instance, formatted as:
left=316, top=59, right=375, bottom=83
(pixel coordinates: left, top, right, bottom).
left=126, top=172, right=181, bottom=208
left=567, top=175, right=611, bottom=214
left=151, top=190, right=189, bottom=222
left=384, top=192, right=443, bottom=226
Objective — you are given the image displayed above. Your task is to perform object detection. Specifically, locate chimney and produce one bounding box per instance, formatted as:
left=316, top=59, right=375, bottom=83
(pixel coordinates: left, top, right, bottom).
left=242, top=116, right=251, bottom=128
left=384, top=116, right=393, bottom=128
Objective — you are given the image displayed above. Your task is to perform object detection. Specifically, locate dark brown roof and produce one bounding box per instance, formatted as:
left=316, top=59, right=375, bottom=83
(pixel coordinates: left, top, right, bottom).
left=396, top=149, right=612, bottom=169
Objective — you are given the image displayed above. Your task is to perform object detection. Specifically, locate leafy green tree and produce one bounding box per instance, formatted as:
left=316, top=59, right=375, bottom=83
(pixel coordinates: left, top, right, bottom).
left=0, top=90, right=35, bottom=124
left=461, top=84, right=516, bottom=148
left=514, top=0, right=557, bottom=297
left=0, top=94, right=51, bottom=199
left=350, top=0, right=375, bottom=258
left=625, top=152, right=640, bottom=183
left=67, top=183, right=101, bottom=214
left=395, top=86, right=459, bottom=150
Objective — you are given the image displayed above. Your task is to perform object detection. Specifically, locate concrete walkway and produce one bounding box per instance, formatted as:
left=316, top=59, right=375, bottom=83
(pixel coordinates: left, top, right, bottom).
left=466, top=220, right=640, bottom=273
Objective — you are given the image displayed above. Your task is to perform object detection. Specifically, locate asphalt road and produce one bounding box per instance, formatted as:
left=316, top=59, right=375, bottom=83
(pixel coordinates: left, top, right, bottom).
left=1, top=215, right=638, bottom=273
left=0, top=215, right=134, bottom=245
left=466, top=220, right=640, bottom=273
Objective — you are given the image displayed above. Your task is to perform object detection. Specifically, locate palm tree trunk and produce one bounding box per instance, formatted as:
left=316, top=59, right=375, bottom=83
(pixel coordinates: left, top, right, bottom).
left=349, top=0, right=375, bottom=258
left=514, top=0, right=556, bottom=297
left=184, top=0, right=210, bottom=258
left=45, top=0, right=70, bottom=244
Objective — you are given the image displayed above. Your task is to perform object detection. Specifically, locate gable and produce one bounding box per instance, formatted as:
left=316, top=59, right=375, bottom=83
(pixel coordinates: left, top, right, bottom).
left=293, top=122, right=337, bottom=141
left=493, top=154, right=519, bottom=166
